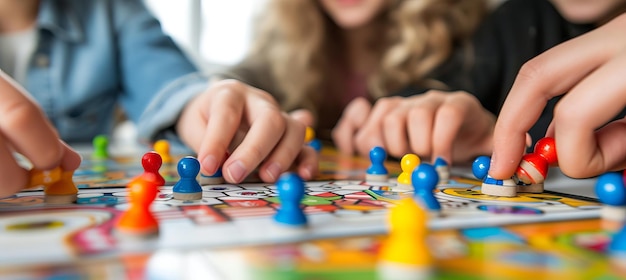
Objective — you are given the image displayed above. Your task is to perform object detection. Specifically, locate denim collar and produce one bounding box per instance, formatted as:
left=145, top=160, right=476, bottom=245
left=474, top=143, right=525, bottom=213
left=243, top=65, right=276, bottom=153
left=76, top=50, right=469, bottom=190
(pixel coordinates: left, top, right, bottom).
left=37, top=0, right=84, bottom=42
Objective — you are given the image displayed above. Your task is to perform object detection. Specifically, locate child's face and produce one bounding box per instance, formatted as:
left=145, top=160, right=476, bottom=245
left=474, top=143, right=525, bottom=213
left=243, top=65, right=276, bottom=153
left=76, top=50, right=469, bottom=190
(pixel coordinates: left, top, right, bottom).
left=318, top=0, right=388, bottom=29
left=549, top=0, right=626, bottom=24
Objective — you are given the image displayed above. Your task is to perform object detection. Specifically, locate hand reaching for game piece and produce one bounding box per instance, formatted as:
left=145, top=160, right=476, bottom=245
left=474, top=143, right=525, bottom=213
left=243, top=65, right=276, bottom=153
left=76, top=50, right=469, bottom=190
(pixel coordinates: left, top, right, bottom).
left=176, top=79, right=318, bottom=184
left=0, top=71, right=81, bottom=197
left=332, top=91, right=495, bottom=163
left=491, top=14, right=626, bottom=179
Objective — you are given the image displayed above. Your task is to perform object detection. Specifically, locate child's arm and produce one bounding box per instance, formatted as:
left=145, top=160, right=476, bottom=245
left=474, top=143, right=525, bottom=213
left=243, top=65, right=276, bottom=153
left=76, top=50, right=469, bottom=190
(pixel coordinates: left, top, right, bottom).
left=491, top=14, right=626, bottom=179
left=0, top=71, right=81, bottom=197
left=176, top=79, right=318, bottom=184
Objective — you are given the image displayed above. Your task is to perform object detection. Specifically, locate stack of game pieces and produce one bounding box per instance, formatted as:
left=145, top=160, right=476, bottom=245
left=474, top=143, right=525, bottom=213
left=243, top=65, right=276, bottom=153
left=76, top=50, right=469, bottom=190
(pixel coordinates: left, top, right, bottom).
left=366, top=146, right=389, bottom=183
left=115, top=176, right=160, bottom=239
left=473, top=156, right=517, bottom=197
left=515, top=137, right=557, bottom=193
left=595, top=171, right=626, bottom=230
left=412, top=163, right=441, bottom=217
left=172, top=157, right=203, bottom=200
left=378, top=197, right=433, bottom=279
left=396, top=154, right=420, bottom=191
left=273, top=172, right=307, bottom=229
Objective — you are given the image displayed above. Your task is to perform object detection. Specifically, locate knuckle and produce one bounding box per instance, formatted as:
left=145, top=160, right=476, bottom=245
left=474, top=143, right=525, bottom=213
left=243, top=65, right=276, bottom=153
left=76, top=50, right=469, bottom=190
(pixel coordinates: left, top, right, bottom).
left=517, top=60, right=546, bottom=84
left=374, top=96, right=400, bottom=111
left=214, top=79, right=246, bottom=92
left=2, top=101, right=41, bottom=131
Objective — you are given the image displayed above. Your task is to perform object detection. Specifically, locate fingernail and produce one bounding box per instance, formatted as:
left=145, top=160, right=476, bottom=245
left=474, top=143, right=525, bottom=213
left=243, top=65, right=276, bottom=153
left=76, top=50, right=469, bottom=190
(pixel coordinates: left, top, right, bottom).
left=226, top=160, right=247, bottom=182
left=201, top=155, right=218, bottom=174
left=266, top=162, right=282, bottom=182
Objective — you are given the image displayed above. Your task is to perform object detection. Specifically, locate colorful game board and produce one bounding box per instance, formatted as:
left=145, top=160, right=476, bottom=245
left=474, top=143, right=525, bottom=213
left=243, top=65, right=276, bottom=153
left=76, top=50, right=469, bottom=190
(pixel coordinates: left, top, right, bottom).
left=0, top=148, right=603, bottom=273
left=202, top=219, right=626, bottom=279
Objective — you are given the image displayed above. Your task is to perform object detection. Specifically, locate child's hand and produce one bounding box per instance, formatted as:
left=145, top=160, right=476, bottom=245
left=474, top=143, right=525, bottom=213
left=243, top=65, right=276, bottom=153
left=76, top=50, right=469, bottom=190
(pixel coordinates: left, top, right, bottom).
left=332, top=91, right=495, bottom=163
left=0, top=72, right=81, bottom=197
left=491, top=14, right=626, bottom=179
left=176, top=79, right=318, bottom=183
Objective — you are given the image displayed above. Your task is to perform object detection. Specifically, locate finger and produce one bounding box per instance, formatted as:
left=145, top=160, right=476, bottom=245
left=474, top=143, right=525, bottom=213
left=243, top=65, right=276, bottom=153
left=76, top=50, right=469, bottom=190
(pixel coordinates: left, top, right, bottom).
left=258, top=117, right=307, bottom=182
left=0, top=133, right=28, bottom=197
left=407, top=93, right=444, bottom=158
left=197, top=82, right=245, bottom=175
left=289, top=109, right=315, bottom=128
left=59, top=140, right=82, bottom=171
left=491, top=18, right=626, bottom=178
left=354, top=97, right=400, bottom=157
left=382, top=106, right=410, bottom=158
left=223, top=107, right=285, bottom=183
left=594, top=119, right=626, bottom=172
left=431, top=93, right=473, bottom=163
left=551, top=52, right=626, bottom=178
left=296, top=146, right=319, bottom=181
left=332, top=97, right=371, bottom=155
left=0, top=73, right=63, bottom=170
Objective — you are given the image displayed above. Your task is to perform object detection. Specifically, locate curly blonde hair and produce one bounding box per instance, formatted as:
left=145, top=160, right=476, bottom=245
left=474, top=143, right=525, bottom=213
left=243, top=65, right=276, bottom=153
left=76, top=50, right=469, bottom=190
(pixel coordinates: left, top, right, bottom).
left=248, top=0, right=486, bottom=114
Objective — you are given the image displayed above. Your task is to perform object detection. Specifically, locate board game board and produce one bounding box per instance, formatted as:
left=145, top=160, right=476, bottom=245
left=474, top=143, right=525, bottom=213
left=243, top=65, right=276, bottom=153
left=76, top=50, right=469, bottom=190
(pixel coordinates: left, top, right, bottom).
left=202, top=219, right=626, bottom=279
left=0, top=148, right=602, bottom=272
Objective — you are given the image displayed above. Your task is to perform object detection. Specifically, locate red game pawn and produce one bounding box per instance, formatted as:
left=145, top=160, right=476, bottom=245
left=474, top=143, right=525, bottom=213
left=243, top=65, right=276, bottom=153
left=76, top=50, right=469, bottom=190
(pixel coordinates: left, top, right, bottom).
left=137, top=151, right=166, bottom=187
left=115, top=178, right=159, bottom=238
left=534, top=137, right=558, bottom=165
left=516, top=153, right=548, bottom=185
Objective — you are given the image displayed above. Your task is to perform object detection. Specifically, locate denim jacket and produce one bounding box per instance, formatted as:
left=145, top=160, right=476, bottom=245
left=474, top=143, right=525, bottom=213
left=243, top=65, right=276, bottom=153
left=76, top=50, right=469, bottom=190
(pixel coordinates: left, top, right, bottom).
left=25, top=0, right=207, bottom=144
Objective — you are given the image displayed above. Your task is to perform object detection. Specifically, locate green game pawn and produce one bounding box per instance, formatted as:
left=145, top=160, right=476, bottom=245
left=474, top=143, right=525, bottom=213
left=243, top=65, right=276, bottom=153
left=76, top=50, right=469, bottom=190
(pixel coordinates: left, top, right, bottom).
left=92, top=134, right=109, bottom=160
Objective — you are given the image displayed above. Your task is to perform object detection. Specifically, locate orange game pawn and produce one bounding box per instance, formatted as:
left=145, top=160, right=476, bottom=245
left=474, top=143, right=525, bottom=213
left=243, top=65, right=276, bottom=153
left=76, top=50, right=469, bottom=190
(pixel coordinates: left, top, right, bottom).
left=44, top=169, right=78, bottom=204
left=115, top=178, right=159, bottom=238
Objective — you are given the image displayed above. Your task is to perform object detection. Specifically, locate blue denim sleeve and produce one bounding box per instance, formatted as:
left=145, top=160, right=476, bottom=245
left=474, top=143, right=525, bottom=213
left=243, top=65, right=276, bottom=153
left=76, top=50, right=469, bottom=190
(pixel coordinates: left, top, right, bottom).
left=111, top=0, right=208, bottom=146
left=137, top=72, right=209, bottom=149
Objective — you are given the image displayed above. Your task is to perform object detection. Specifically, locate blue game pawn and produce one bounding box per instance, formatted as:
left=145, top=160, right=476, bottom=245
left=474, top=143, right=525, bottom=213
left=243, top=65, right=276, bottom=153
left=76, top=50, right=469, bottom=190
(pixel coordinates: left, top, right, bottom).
left=366, top=146, right=389, bottom=183
left=411, top=163, right=441, bottom=216
left=200, top=167, right=224, bottom=185
left=595, top=172, right=626, bottom=224
left=472, top=156, right=517, bottom=197
left=172, top=157, right=203, bottom=200
left=608, top=223, right=626, bottom=270
left=308, top=138, right=322, bottom=153
left=433, top=157, right=450, bottom=185
left=274, top=172, right=307, bottom=228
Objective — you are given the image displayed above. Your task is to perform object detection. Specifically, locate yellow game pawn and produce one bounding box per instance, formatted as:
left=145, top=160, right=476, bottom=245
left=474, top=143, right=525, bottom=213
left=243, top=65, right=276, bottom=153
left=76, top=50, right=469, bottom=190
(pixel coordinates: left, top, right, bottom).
left=153, top=140, right=173, bottom=165
left=378, top=197, right=433, bottom=280
left=396, top=154, right=420, bottom=191
left=44, top=169, right=78, bottom=204
left=304, top=127, right=315, bottom=143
